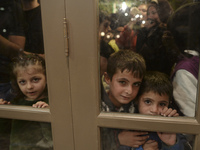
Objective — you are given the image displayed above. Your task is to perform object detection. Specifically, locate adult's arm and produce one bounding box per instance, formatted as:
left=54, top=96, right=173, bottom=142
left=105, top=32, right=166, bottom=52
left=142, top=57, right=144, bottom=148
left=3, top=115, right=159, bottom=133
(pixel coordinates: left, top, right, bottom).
left=162, top=134, right=192, bottom=150
left=0, top=35, right=25, bottom=59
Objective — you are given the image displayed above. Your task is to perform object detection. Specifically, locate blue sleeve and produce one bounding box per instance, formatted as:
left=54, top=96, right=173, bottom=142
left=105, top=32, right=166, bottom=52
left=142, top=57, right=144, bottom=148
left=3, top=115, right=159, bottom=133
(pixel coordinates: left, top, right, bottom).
left=162, top=134, right=192, bottom=150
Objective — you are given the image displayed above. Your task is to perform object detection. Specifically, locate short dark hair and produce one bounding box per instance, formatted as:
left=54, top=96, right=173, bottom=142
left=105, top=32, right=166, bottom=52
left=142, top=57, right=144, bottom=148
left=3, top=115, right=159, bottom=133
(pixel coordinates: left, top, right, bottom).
left=136, top=71, right=173, bottom=101
left=107, top=50, right=146, bottom=80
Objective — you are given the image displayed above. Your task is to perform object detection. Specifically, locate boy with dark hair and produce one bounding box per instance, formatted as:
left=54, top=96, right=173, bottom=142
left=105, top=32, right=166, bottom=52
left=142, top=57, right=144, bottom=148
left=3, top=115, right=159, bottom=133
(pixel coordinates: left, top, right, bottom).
left=102, top=50, right=146, bottom=111
left=101, top=50, right=148, bottom=150
left=119, top=71, right=191, bottom=150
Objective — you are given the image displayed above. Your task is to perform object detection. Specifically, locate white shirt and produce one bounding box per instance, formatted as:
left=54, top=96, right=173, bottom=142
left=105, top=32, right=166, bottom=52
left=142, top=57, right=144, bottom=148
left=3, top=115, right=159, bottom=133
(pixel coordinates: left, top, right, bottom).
left=173, top=70, right=197, bottom=117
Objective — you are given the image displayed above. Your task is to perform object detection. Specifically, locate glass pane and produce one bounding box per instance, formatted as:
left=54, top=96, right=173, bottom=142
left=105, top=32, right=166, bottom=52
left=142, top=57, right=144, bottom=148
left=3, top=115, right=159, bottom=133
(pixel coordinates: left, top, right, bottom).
left=100, top=127, right=194, bottom=150
left=0, top=118, right=53, bottom=150
left=99, top=0, right=200, bottom=117
left=0, top=0, right=47, bottom=107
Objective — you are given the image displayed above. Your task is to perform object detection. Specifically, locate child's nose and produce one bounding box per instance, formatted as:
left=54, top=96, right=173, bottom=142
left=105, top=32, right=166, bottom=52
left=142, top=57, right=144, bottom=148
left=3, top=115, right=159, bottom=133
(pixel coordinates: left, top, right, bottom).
left=150, top=105, right=159, bottom=115
left=125, top=85, right=133, bottom=95
left=27, top=82, right=33, bottom=89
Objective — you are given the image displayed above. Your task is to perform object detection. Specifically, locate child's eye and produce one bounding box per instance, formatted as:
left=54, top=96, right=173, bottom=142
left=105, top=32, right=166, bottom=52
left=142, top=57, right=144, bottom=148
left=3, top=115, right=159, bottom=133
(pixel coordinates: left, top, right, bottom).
left=32, top=78, right=40, bottom=83
left=19, top=80, right=26, bottom=85
left=119, top=81, right=126, bottom=85
left=160, top=103, right=167, bottom=107
left=144, top=99, right=151, bottom=105
left=133, top=82, right=141, bottom=87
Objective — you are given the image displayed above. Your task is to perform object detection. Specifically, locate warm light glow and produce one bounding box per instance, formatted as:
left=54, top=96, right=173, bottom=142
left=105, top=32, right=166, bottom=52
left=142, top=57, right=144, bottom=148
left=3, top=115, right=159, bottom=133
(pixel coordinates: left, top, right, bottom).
left=135, top=14, right=140, bottom=18
left=116, top=34, right=120, bottom=38
left=106, top=34, right=111, bottom=39
left=101, top=32, right=105, bottom=37
left=121, top=2, right=127, bottom=11
left=125, top=13, right=128, bottom=16
left=132, top=17, right=137, bottom=21
left=0, top=7, right=5, bottom=11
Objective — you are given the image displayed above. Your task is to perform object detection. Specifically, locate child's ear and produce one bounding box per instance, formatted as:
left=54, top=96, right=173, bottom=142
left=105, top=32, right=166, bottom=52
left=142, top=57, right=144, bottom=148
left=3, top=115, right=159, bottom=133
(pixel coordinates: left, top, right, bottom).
left=104, top=72, right=111, bottom=84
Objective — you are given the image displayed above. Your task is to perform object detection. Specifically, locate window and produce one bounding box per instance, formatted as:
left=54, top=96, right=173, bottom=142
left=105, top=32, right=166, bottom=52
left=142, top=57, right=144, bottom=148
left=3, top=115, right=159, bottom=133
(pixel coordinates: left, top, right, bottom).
left=0, top=0, right=200, bottom=149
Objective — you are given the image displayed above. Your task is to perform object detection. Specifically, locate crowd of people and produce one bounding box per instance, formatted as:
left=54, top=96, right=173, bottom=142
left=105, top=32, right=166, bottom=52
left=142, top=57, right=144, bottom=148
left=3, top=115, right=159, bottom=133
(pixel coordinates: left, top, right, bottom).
left=100, top=0, right=200, bottom=149
left=0, top=0, right=52, bottom=149
left=0, top=0, right=200, bottom=149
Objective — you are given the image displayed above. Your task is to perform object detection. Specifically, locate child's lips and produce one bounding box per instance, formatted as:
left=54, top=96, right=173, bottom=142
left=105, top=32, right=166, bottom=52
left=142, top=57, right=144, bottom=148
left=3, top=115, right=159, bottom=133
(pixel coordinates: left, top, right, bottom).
left=27, top=91, right=36, bottom=95
left=121, top=95, right=131, bottom=100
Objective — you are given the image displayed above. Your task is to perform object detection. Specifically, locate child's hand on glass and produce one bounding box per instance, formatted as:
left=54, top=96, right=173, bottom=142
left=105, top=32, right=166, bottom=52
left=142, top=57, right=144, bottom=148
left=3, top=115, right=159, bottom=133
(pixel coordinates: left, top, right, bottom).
left=160, top=107, right=179, bottom=117
left=118, top=130, right=149, bottom=147
left=158, top=107, right=178, bottom=146
left=143, top=140, right=159, bottom=150
left=0, top=99, right=11, bottom=105
left=32, top=101, right=49, bottom=108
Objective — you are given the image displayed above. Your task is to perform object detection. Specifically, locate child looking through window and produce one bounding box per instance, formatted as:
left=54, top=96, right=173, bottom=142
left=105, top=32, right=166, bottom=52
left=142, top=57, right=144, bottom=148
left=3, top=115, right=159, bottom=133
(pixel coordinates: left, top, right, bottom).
left=0, top=54, right=53, bottom=149
left=101, top=50, right=148, bottom=150
left=119, top=71, right=191, bottom=150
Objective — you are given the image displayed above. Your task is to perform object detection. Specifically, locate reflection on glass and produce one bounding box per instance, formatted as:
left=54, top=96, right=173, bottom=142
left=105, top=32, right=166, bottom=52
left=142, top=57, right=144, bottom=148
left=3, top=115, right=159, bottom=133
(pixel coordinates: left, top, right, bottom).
left=0, top=118, right=53, bottom=150
left=99, top=0, right=200, bottom=118
left=0, top=0, right=25, bottom=102
left=0, top=0, right=46, bottom=105
left=100, top=127, right=194, bottom=150
left=22, top=0, right=44, bottom=55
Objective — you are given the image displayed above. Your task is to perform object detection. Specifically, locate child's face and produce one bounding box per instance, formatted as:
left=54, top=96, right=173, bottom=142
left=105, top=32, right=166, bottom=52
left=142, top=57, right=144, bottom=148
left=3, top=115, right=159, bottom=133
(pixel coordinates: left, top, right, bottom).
left=138, top=91, right=169, bottom=115
left=105, top=69, right=142, bottom=108
left=16, top=65, right=46, bottom=101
